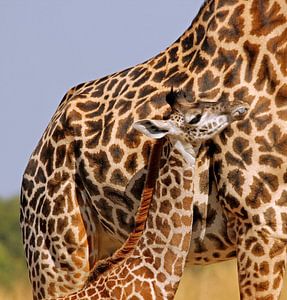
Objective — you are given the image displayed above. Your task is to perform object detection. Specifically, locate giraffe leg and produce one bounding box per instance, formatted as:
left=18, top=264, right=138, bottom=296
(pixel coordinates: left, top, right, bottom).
left=237, top=225, right=287, bottom=300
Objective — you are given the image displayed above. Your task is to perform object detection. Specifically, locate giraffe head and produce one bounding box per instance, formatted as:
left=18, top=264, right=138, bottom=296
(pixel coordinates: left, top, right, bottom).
left=133, top=89, right=249, bottom=163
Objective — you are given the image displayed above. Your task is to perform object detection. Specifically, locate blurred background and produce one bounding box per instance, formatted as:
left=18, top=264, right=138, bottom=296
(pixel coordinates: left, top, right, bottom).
left=1, top=1, right=286, bottom=299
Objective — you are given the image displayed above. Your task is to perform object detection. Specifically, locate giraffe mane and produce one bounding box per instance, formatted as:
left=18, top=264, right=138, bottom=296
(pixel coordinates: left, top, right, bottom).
left=88, top=138, right=165, bottom=282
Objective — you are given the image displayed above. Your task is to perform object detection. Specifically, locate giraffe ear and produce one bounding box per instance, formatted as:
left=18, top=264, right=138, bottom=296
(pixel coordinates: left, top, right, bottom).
left=133, top=119, right=175, bottom=139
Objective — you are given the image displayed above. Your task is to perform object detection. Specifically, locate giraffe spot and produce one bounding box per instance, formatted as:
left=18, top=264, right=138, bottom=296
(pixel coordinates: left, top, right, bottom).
left=275, top=84, right=287, bottom=108
left=168, top=46, right=179, bottom=63
left=110, top=169, right=128, bottom=187
left=91, top=81, right=107, bottom=98
left=198, top=70, right=220, bottom=93
left=156, top=216, right=171, bottom=238
left=106, top=78, right=118, bottom=91
left=268, top=125, right=287, bottom=156
left=60, top=110, right=82, bottom=137
left=77, top=162, right=100, bottom=198
left=149, top=91, right=169, bottom=110
left=57, top=217, right=69, bottom=234
left=267, top=28, right=287, bottom=77
left=41, top=201, right=51, bottom=218
left=255, top=281, right=269, bottom=292
left=153, top=70, right=165, bottom=83
left=141, top=141, right=152, bottom=165
left=227, top=169, right=244, bottom=196
left=278, top=109, right=287, bottom=121
left=103, top=187, right=134, bottom=211
left=157, top=272, right=166, bottom=283
left=281, top=213, right=287, bottom=234
left=164, top=250, right=177, bottom=274
left=199, top=170, right=209, bottom=194
left=269, top=240, right=285, bottom=259
left=164, top=71, right=189, bottom=88
left=255, top=55, right=279, bottom=94
left=85, top=150, right=110, bottom=183
left=251, top=242, right=265, bottom=256
left=133, top=71, right=152, bottom=87
left=223, top=56, right=243, bottom=88
left=154, top=55, right=167, bottom=70
left=25, top=158, right=38, bottom=177
left=181, top=34, right=194, bottom=51
left=22, top=178, right=35, bottom=198
left=217, top=0, right=237, bottom=9
left=243, top=40, right=260, bottom=82
left=236, top=119, right=252, bottom=135
left=139, top=85, right=157, bottom=98
left=212, top=47, right=238, bottom=71
left=259, top=172, right=279, bottom=192
left=109, top=144, right=124, bottom=164
left=125, top=90, right=136, bottom=99
left=170, top=187, right=181, bottom=200
left=259, top=261, right=270, bottom=276
left=47, top=171, right=70, bottom=197
left=201, top=36, right=216, bottom=56
left=259, top=154, right=283, bottom=169
left=273, top=275, right=282, bottom=290
left=191, top=52, right=208, bottom=73
left=252, top=214, right=261, bottom=225
left=29, top=187, right=45, bottom=211
left=225, top=151, right=245, bottom=169
left=48, top=219, right=55, bottom=236
left=245, top=236, right=257, bottom=250
left=129, top=66, right=146, bottom=80
left=54, top=145, right=66, bottom=169
left=251, top=0, right=286, bottom=36
left=276, top=191, right=287, bottom=207
left=232, top=137, right=252, bottom=165
left=246, top=176, right=271, bottom=209
left=194, top=24, right=205, bottom=45
left=250, top=97, right=272, bottom=131
left=115, top=99, right=132, bottom=116
left=40, top=141, right=55, bottom=177
left=274, top=260, right=285, bottom=274
left=52, top=195, right=65, bottom=215
left=263, top=207, right=277, bottom=231
left=159, top=200, right=172, bottom=215
left=218, top=4, right=245, bottom=43
left=85, top=103, right=105, bottom=119
left=182, top=51, right=196, bottom=66
left=130, top=173, right=145, bottom=201
left=102, top=117, right=115, bottom=148
left=136, top=101, right=152, bottom=119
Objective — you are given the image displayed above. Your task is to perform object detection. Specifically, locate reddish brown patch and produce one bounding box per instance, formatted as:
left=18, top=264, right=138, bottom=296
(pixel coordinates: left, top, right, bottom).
left=250, top=0, right=286, bottom=36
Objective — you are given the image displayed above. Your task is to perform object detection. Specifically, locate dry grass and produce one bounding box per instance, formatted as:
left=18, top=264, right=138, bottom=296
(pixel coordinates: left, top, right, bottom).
left=1, top=260, right=286, bottom=300
left=176, top=259, right=287, bottom=300
left=0, top=281, right=32, bottom=300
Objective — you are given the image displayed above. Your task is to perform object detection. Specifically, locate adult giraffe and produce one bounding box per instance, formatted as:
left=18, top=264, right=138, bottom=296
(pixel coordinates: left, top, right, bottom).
left=53, top=90, right=248, bottom=300
left=21, top=0, right=287, bottom=299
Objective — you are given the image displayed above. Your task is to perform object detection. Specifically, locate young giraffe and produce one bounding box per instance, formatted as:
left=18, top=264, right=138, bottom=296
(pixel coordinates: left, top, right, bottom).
left=52, top=90, right=247, bottom=300
left=21, top=0, right=287, bottom=299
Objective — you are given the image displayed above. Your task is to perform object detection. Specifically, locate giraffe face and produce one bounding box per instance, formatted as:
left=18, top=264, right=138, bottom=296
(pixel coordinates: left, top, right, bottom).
left=133, top=89, right=249, bottom=153
left=178, top=100, right=249, bottom=144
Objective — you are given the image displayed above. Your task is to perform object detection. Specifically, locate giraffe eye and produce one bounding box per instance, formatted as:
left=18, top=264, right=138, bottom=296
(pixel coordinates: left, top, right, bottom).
left=189, top=114, right=202, bottom=125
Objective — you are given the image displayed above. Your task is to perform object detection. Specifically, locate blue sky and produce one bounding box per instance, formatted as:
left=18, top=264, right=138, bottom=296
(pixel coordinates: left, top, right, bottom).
left=0, top=0, right=203, bottom=198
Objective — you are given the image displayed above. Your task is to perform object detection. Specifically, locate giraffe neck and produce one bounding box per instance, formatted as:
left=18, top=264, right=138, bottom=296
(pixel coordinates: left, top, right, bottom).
left=133, top=141, right=194, bottom=295
left=81, top=139, right=194, bottom=299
